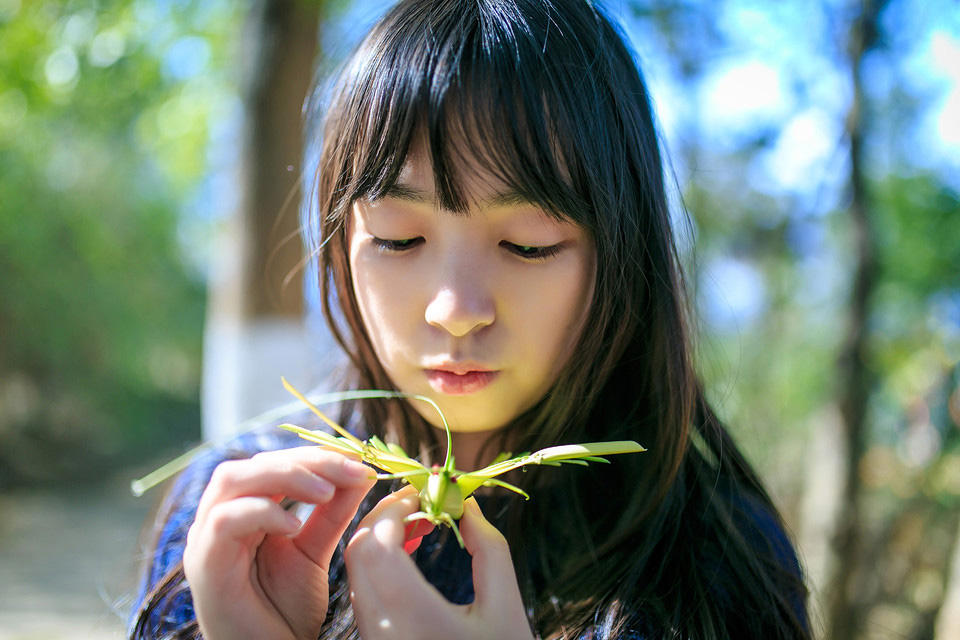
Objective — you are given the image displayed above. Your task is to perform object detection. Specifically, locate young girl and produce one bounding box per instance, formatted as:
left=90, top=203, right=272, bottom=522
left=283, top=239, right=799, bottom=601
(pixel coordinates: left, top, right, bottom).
left=131, top=0, right=810, bottom=638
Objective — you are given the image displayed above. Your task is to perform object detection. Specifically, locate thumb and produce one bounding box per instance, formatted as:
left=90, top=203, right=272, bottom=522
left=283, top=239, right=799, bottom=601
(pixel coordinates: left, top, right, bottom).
left=460, top=498, right=525, bottom=616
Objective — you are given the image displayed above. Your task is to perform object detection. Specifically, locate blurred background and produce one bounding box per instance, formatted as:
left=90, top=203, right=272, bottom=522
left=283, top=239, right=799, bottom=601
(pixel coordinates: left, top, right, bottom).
left=0, top=0, right=957, bottom=638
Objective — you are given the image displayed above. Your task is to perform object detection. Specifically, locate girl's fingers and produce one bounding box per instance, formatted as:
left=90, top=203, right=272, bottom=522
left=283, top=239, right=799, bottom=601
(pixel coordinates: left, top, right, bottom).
left=346, top=490, right=451, bottom=635
left=346, top=490, right=421, bottom=609
left=346, top=487, right=440, bottom=589
left=346, top=484, right=433, bottom=554
left=459, top=498, right=526, bottom=617
left=195, top=447, right=372, bottom=526
left=291, top=478, right=376, bottom=565
left=346, top=491, right=532, bottom=640
left=361, top=484, right=419, bottom=520
left=208, top=496, right=301, bottom=542
left=353, top=485, right=421, bottom=548
left=182, top=447, right=378, bottom=640
left=185, top=496, right=299, bottom=577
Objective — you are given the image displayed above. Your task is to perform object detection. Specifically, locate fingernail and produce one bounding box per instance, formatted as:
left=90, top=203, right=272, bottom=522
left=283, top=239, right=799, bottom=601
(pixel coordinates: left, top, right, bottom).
left=285, top=511, right=303, bottom=531
left=344, top=458, right=369, bottom=478
left=313, top=475, right=335, bottom=499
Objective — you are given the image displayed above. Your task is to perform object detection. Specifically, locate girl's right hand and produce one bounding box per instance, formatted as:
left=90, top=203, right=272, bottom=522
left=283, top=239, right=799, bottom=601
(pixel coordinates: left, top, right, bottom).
left=182, top=447, right=376, bottom=640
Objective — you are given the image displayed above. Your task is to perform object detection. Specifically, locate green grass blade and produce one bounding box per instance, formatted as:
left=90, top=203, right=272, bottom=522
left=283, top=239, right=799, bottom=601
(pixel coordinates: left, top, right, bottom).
left=461, top=440, right=645, bottom=484
left=277, top=423, right=363, bottom=455
left=376, top=469, right=431, bottom=480
left=130, top=446, right=210, bottom=497
left=478, top=477, right=530, bottom=500
left=447, top=516, right=466, bottom=548
left=282, top=377, right=364, bottom=446
left=530, top=441, right=646, bottom=461
left=132, top=382, right=451, bottom=497
left=131, top=388, right=361, bottom=495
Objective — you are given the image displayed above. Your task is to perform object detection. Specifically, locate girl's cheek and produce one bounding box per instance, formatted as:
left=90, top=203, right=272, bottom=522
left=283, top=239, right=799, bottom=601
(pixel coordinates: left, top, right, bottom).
left=357, top=252, right=420, bottom=304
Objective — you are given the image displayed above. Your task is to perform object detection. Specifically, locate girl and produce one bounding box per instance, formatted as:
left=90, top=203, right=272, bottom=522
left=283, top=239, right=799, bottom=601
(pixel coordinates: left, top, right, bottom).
left=130, top=0, right=810, bottom=638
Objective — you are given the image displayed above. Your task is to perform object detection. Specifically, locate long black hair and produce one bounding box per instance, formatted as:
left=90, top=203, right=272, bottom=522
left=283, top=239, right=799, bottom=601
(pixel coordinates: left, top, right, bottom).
left=306, top=0, right=809, bottom=637
left=133, top=1, right=809, bottom=638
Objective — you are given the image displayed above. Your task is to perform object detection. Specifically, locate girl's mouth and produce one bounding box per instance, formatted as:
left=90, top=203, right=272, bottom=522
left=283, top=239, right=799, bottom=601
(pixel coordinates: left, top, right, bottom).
left=425, top=369, right=499, bottom=395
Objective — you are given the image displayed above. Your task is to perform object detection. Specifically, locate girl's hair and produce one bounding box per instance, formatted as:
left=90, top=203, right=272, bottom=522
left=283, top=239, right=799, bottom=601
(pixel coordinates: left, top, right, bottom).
left=133, top=1, right=809, bottom=638
left=307, top=0, right=809, bottom=637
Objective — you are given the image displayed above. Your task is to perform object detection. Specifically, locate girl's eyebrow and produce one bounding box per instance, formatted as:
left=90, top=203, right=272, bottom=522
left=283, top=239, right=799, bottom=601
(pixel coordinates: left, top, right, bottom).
left=382, top=183, right=431, bottom=203
left=383, top=182, right=532, bottom=208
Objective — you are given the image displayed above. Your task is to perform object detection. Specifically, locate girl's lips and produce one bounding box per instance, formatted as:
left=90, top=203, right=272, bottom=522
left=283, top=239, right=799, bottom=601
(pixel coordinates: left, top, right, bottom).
left=425, top=369, right=499, bottom=395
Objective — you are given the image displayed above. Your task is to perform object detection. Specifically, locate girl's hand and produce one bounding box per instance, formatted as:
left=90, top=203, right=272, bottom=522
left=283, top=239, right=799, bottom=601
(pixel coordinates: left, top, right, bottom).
left=345, top=487, right=534, bottom=640
left=182, top=447, right=376, bottom=640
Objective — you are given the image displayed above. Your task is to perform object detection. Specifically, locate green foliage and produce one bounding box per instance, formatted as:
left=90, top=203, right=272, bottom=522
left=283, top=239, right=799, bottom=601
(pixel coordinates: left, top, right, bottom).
left=0, top=0, right=241, bottom=485
left=633, top=1, right=960, bottom=519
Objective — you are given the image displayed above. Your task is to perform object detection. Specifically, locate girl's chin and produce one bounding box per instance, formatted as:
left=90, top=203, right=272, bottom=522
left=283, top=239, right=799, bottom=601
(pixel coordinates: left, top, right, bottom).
left=404, top=388, right=524, bottom=434
left=419, top=406, right=515, bottom=435
left=427, top=418, right=510, bottom=435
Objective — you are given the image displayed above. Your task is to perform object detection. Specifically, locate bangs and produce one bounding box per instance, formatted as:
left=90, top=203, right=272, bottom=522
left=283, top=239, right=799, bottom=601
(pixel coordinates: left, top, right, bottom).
left=326, top=0, right=611, bottom=225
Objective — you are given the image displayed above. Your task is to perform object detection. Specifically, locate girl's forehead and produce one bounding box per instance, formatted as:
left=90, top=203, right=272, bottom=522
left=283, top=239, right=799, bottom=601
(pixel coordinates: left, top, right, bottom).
left=378, top=152, right=577, bottom=234
left=394, top=143, right=522, bottom=212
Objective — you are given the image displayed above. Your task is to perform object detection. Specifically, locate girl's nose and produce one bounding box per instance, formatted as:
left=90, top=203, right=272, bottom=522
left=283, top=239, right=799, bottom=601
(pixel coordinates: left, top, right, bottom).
left=424, top=280, right=496, bottom=337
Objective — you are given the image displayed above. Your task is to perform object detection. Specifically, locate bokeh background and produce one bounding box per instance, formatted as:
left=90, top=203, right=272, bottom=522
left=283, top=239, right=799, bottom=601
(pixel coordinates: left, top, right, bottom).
left=1, top=0, right=958, bottom=638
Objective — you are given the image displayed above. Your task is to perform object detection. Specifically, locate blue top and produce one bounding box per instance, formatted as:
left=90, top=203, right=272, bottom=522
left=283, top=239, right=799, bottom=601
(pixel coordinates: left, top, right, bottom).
left=129, top=423, right=807, bottom=638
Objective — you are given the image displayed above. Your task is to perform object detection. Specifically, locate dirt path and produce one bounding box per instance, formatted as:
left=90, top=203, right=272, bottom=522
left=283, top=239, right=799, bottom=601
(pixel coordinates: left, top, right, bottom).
left=0, top=471, right=157, bottom=639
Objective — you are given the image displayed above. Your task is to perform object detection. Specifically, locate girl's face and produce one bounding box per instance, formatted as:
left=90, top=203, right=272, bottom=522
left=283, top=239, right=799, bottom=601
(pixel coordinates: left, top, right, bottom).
left=347, top=149, right=595, bottom=434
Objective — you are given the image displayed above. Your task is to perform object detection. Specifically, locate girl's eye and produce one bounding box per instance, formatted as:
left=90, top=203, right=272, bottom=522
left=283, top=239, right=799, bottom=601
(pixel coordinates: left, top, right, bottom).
left=372, top=236, right=423, bottom=252
left=502, top=241, right=564, bottom=260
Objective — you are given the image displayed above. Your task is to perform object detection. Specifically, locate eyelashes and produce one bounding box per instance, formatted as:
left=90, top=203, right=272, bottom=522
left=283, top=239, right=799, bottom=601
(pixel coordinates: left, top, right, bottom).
left=371, top=236, right=564, bottom=261
left=500, top=241, right=564, bottom=260
left=371, top=237, right=424, bottom=252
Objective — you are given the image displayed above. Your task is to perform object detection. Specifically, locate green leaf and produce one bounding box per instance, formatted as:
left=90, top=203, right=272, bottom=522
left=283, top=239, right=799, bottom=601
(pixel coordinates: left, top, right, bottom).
left=386, top=441, right=409, bottom=457
left=369, top=434, right=391, bottom=453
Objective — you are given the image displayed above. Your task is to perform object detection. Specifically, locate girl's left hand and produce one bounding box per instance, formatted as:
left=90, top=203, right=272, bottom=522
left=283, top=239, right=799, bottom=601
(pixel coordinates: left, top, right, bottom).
left=345, top=486, right=534, bottom=640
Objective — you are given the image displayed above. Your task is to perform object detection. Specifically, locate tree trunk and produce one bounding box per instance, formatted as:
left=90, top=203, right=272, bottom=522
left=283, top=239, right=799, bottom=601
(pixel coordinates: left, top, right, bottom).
left=825, top=2, right=882, bottom=638
left=202, top=0, right=325, bottom=441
